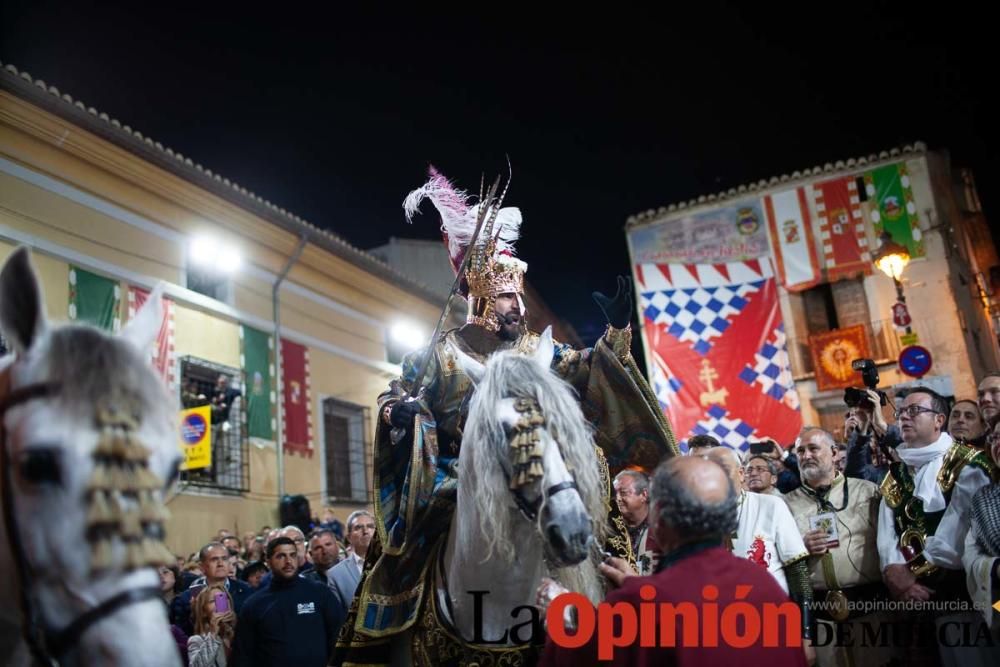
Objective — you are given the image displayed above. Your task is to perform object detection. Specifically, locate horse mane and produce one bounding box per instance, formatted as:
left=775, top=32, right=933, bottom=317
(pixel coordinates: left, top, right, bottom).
left=460, top=351, right=607, bottom=565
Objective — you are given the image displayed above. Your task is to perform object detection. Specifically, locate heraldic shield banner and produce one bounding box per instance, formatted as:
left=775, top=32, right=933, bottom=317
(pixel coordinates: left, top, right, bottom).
left=634, top=258, right=803, bottom=451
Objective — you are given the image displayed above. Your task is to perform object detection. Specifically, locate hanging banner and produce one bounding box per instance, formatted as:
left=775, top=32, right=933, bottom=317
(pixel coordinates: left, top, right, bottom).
left=763, top=187, right=821, bottom=291
left=628, top=200, right=770, bottom=265
left=812, top=177, right=871, bottom=281
left=635, top=258, right=802, bottom=451
left=808, top=325, right=871, bottom=391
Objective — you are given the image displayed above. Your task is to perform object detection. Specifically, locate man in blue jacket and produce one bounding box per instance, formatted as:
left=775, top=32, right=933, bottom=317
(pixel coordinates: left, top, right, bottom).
left=231, top=537, right=344, bottom=667
left=170, top=541, right=254, bottom=636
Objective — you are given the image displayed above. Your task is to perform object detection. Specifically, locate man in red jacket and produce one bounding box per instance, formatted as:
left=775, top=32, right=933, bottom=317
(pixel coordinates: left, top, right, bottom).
left=540, top=455, right=808, bottom=666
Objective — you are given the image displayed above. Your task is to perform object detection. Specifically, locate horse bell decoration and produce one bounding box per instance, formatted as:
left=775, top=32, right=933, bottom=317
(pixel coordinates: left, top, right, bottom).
left=87, top=404, right=173, bottom=573
left=510, top=397, right=546, bottom=490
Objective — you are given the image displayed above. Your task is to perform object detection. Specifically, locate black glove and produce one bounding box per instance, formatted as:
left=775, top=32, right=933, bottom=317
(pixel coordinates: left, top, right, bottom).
left=592, top=275, right=633, bottom=329
left=389, top=399, right=421, bottom=429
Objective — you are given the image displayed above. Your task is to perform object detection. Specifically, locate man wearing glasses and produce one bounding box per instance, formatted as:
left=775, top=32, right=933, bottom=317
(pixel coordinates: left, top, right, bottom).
left=327, top=510, right=376, bottom=636
left=613, top=471, right=657, bottom=574
left=745, top=454, right=782, bottom=496
left=877, top=388, right=995, bottom=605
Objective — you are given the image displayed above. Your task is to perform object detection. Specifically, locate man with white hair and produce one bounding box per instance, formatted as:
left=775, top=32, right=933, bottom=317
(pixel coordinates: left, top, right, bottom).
left=613, top=470, right=657, bottom=574
left=785, top=427, right=885, bottom=666
left=705, top=446, right=813, bottom=641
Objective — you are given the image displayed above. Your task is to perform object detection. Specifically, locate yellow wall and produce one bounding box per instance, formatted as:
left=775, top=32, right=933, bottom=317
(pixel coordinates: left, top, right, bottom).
left=173, top=303, right=242, bottom=369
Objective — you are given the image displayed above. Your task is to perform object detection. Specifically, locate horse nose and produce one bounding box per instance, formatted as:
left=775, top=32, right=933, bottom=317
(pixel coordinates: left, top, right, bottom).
left=547, top=525, right=568, bottom=553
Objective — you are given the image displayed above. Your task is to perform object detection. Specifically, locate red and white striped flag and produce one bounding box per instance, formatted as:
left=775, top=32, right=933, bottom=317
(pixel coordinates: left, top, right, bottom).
left=127, top=286, right=176, bottom=390
left=763, top=187, right=820, bottom=290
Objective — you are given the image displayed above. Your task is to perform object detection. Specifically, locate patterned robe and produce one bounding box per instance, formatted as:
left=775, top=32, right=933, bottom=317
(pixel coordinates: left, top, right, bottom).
left=334, top=324, right=677, bottom=665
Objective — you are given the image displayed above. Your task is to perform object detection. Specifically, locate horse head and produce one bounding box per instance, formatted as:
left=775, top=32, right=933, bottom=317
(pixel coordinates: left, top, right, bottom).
left=455, top=327, right=603, bottom=568
left=0, top=247, right=181, bottom=666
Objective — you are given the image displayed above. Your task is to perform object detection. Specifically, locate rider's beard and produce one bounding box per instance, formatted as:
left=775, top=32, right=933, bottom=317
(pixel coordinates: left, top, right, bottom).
left=497, top=312, right=523, bottom=341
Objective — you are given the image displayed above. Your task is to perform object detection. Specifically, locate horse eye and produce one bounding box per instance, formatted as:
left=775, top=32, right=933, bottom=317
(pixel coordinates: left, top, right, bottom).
left=19, top=448, right=62, bottom=486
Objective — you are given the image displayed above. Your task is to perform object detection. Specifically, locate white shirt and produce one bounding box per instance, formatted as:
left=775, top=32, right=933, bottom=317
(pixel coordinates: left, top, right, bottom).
left=351, top=551, right=365, bottom=574
left=877, top=432, right=990, bottom=570
left=731, top=491, right=809, bottom=593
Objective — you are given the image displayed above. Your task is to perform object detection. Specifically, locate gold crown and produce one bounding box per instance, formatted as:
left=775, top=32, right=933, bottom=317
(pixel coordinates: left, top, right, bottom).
left=466, top=250, right=527, bottom=298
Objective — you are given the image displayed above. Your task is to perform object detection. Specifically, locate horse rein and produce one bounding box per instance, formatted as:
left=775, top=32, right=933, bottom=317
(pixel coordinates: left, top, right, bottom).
left=0, top=368, right=161, bottom=665
left=510, top=480, right=579, bottom=523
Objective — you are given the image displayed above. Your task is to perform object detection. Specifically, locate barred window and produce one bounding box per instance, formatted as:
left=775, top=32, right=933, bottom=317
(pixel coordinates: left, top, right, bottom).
left=322, top=398, right=370, bottom=504
left=177, top=356, right=250, bottom=494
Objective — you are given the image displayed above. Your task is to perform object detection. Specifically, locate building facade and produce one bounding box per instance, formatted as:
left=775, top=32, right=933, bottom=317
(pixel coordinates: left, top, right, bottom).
left=626, top=143, right=999, bottom=445
left=0, top=64, right=442, bottom=555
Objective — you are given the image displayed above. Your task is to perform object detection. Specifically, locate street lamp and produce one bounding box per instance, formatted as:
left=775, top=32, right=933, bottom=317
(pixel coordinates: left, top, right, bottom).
left=872, top=231, right=912, bottom=334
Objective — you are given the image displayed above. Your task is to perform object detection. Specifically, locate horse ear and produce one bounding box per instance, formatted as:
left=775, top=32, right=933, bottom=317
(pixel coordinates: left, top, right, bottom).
left=0, top=247, right=49, bottom=354
left=532, top=326, right=555, bottom=369
left=120, top=282, right=164, bottom=352
left=453, top=347, right=485, bottom=386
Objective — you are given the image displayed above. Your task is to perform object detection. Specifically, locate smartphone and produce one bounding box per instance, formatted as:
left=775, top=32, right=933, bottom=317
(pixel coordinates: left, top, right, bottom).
left=213, top=591, right=230, bottom=614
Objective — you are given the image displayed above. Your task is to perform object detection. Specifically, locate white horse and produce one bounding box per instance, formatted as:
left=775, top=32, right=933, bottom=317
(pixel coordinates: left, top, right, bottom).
left=0, top=247, right=182, bottom=666
left=436, top=327, right=606, bottom=653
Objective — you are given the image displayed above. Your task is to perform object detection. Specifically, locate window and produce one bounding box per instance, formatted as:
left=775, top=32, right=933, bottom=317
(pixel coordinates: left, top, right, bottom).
left=185, top=264, right=231, bottom=303
left=802, top=283, right=838, bottom=335
left=322, top=398, right=370, bottom=504
left=178, top=356, right=250, bottom=494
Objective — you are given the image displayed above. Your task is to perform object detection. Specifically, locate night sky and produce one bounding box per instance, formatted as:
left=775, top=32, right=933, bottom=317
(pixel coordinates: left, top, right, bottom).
left=2, top=2, right=995, bottom=343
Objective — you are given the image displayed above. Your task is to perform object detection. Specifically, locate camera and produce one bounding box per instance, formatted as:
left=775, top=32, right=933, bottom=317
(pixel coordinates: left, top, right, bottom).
left=843, top=359, right=888, bottom=408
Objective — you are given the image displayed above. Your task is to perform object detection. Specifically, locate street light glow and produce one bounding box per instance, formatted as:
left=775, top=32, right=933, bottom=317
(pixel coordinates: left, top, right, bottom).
left=872, top=232, right=911, bottom=281
left=391, top=322, right=425, bottom=351
left=218, top=246, right=242, bottom=273
left=190, top=236, right=218, bottom=266
left=190, top=235, right=241, bottom=274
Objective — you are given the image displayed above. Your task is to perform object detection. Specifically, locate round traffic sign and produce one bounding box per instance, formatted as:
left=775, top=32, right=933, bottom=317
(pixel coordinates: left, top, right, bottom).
left=898, top=345, right=932, bottom=378
left=181, top=412, right=208, bottom=444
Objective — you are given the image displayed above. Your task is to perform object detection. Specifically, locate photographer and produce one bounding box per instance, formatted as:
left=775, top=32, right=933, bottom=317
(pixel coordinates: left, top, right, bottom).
left=844, top=388, right=899, bottom=484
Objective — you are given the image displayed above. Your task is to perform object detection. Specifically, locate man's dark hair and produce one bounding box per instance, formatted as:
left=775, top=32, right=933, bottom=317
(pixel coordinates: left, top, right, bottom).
left=309, top=528, right=336, bottom=543
left=198, top=542, right=226, bottom=563
left=907, top=387, right=950, bottom=417
left=240, top=560, right=268, bottom=582
left=651, top=458, right=738, bottom=539
left=687, top=434, right=720, bottom=451
left=266, top=536, right=297, bottom=560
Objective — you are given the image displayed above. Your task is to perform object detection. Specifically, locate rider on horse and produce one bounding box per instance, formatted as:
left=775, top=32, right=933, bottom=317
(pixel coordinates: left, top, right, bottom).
left=334, top=168, right=678, bottom=665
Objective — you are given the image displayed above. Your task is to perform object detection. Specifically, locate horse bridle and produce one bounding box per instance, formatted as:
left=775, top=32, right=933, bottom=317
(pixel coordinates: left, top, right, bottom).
left=0, top=373, right=161, bottom=665
left=509, top=480, right=579, bottom=523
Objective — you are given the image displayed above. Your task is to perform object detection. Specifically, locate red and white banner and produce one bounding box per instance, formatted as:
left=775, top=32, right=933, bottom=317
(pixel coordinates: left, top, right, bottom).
left=813, top=177, right=871, bottom=281
left=127, top=286, right=175, bottom=391
left=636, top=259, right=803, bottom=451
left=764, top=188, right=821, bottom=291
left=280, top=338, right=313, bottom=457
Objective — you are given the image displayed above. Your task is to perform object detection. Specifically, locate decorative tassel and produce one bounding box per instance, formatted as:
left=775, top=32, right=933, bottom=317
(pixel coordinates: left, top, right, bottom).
left=88, top=462, right=111, bottom=491
left=125, top=541, right=144, bottom=570
left=87, top=491, right=113, bottom=526
left=91, top=538, right=114, bottom=571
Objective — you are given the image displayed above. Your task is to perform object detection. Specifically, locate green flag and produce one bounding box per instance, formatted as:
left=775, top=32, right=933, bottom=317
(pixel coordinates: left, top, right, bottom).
left=864, top=163, right=924, bottom=258
left=69, top=266, right=120, bottom=331
left=241, top=325, right=274, bottom=440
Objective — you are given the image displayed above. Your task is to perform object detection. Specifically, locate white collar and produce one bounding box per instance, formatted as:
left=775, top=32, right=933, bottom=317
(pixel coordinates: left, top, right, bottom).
left=896, top=432, right=952, bottom=469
